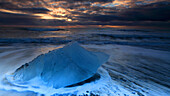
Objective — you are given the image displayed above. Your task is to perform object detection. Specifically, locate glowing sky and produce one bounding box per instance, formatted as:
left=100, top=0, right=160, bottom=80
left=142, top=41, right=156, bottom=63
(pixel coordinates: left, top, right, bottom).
left=0, top=0, right=169, bottom=27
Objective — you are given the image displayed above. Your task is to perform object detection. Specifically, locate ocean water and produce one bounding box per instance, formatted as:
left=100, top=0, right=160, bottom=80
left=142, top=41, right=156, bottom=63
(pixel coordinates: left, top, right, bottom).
left=0, top=27, right=170, bottom=51
left=0, top=27, right=170, bottom=96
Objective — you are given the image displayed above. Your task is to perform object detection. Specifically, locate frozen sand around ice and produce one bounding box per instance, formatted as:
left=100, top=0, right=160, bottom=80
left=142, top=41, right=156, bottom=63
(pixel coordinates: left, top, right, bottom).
left=0, top=44, right=169, bottom=96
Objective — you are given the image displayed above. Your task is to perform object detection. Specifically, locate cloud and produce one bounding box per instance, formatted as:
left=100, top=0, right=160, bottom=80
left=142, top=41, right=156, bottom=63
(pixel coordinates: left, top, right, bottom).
left=58, top=0, right=113, bottom=3
left=14, top=8, right=50, bottom=14
left=0, top=2, right=18, bottom=9
left=77, top=1, right=170, bottom=22
left=0, top=0, right=169, bottom=28
left=118, top=1, right=170, bottom=21
left=0, top=12, right=38, bottom=25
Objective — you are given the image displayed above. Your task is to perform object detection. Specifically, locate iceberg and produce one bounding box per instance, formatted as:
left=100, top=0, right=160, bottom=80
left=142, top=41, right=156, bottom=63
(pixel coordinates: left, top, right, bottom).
left=7, top=42, right=109, bottom=88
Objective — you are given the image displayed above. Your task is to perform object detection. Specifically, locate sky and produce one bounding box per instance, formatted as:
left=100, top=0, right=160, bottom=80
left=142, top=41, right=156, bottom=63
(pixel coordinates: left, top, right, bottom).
left=0, top=0, right=169, bottom=28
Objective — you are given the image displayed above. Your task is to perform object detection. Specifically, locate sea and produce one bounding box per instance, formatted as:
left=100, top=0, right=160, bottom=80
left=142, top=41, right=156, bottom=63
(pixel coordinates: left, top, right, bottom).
left=0, top=26, right=169, bottom=96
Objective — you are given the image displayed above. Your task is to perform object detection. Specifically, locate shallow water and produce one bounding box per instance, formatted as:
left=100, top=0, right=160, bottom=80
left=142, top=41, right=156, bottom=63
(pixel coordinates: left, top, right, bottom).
left=0, top=28, right=170, bottom=51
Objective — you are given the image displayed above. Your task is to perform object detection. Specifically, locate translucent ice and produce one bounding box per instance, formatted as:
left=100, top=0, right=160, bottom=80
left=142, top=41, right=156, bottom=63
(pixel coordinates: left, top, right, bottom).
left=8, top=42, right=109, bottom=88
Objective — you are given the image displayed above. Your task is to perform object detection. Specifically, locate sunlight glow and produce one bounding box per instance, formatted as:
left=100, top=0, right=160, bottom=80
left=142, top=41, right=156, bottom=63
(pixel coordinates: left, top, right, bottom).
left=66, top=18, right=72, bottom=21
left=0, top=9, right=28, bottom=15
left=48, top=7, right=68, bottom=16
left=92, top=0, right=131, bottom=8
left=0, top=8, right=72, bottom=21
left=34, top=13, right=66, bottom=20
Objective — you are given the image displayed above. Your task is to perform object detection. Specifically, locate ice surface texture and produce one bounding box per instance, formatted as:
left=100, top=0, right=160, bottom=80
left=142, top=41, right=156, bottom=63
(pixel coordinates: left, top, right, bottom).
left=10, top=42, right=109, bottom=88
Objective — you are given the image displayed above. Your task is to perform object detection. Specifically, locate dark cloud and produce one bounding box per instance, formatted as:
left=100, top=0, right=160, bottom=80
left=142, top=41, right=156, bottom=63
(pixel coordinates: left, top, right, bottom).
left=14, top=8, right=50, bottom=13
left=0, top=1, right=50, bottom=13
left=77, top=1, right=170, bottom=23
left=56, top=0, right=113, bottom=3
left=0, top=12, right=38, bottom=25
left=0, top=11, right=69, bottom=26
left=0, top=0, right=169, bottom=28
left=119, top=1, right=170, bottom=21
left=0, top=2, right=18, bottom=9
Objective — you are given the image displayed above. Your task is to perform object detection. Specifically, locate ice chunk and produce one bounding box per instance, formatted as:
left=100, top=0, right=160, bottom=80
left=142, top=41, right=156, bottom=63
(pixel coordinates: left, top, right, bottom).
left=8, top=42, right=109, bottom=88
